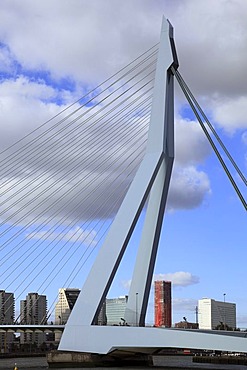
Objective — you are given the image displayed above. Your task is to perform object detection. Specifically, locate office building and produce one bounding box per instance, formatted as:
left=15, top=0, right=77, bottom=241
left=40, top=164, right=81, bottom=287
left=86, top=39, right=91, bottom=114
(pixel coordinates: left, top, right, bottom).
left=106, top=296, right=128, bottom=326
left=55, top=288, right=80, bottom=325
left=20, top=293, right=47, bottom=346
left=54, top=288, right=107, bottom=342
left=55, top=288, right=80, bottom=342
left=154, top=281, right=172, bottom=327
left=0, top=290, right=15, bottom=352
left=198, top=298, right=236, bottom=330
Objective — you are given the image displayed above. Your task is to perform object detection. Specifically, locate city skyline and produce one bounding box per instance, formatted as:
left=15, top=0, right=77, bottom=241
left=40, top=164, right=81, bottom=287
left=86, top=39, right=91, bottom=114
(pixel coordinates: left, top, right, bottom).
left=0, top=0, right=246, bottom=328
left=0, top=287, right=242, bottom=330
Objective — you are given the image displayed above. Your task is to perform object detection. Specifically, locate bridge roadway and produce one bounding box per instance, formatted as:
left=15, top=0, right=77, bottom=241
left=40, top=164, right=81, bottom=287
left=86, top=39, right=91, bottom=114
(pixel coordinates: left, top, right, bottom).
left=1, top=324, right=247, bottom=340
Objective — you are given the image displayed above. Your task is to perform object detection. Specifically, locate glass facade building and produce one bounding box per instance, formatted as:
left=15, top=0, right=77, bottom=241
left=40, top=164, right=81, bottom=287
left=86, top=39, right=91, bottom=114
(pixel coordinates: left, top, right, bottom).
left=106, top=296, right=128, bottom=326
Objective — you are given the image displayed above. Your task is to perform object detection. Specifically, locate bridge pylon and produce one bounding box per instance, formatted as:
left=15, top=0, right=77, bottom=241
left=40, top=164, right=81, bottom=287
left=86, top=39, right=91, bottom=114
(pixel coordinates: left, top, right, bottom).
left=59, top=17, right=247, bottom=355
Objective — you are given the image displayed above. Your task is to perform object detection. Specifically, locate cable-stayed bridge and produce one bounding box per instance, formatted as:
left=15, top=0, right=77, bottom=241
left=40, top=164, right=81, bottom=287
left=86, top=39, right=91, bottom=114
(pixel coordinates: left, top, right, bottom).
left=0, top=17, right=246, bottom=357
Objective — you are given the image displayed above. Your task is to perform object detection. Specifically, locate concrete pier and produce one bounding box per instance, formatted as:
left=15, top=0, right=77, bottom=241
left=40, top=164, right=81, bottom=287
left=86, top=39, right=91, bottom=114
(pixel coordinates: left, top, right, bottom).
left=47, top=350, right=153, bottom=368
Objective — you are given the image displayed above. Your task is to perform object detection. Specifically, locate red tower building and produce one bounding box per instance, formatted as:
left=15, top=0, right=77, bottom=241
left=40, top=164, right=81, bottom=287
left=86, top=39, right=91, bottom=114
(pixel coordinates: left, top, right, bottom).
left=154, top=280, right=172, bottom=327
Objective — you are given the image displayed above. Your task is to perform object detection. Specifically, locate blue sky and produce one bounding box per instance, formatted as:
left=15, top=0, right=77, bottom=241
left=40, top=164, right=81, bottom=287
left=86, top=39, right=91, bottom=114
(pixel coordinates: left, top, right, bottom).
left=0, top=0, right=246, bottom=327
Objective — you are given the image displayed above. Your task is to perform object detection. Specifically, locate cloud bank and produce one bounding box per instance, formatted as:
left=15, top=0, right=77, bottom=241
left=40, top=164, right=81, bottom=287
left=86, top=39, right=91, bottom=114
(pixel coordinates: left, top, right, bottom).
left=0, top=0, right=246, bottom=225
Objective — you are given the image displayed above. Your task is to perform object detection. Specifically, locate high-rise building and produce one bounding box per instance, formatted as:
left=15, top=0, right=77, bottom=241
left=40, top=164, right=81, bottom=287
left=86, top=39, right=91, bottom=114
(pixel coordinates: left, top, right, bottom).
left=55, top=288, right=80, bottom=342
left=54, top=288, right=106, bottom=342
left=106, top=296, right=128, bottom=326
left=20, top=293, right=47, bottom=346
left=0, top=290, right=15, bottom=351
left=198, top=298, right=236, bottom=330
left=154, top=281, right=172, bottom=327
left=55, top=288, right=80, bottom=325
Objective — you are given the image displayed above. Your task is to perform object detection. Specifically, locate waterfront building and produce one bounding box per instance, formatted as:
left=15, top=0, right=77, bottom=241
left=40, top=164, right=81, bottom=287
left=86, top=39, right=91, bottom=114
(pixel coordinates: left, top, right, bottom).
left=106, top=296, right=128, bottom=326
left=0, top=290, right=15, bottom=351
left=55, top=288, right=80, bottom=342
left=198, top=298, right=236, bottom=330
left=154, top=281, right=172, bottom=327
left=20, top=292, right=47, bottom=346
left=175, top=320, right=198, bottom=329
left=55, top=288, right=80, bottom=325
left=54, top=288, right=106, bottom=342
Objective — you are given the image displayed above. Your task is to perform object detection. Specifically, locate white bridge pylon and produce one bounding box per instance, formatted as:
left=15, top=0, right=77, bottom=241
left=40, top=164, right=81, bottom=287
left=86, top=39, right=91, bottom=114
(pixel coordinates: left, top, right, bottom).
left=59, top=18, right=247, bottom=355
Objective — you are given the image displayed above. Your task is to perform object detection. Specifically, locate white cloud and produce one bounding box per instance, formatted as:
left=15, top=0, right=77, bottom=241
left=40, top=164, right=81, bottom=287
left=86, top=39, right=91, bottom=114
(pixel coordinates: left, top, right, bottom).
left=0, top=88, right=212, bottom=226
left=0, top=76, right=69, bottom=147
left=26, top=226, right=97, bottom=246
left=168, top=166, right=211, bottom=210
left=0, top=45, right=15, bottom=73
left=173, top=0, right=247, bottom=100
left=175, top=117, right=211, bottom=165
left=0, top=0, right=246, bottom=108
left=0, top=0, right=160, bottom=83
left=212, top=96, right=247, bottom=134
left=166, top=117, right=212, bottom=210
left=154, top=271, right=200, bottom=287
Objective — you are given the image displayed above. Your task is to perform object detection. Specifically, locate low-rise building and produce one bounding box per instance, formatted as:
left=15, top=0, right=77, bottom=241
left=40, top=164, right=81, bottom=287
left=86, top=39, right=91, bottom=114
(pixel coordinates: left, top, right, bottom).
left=175, top=320, right=198, bottom=329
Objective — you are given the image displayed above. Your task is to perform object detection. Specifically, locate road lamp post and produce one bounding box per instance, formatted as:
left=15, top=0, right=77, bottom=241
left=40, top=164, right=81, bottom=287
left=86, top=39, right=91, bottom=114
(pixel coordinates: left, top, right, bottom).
left=135, top=293, right=138, bottom=327
left=223, top=293, right=226, bottom=330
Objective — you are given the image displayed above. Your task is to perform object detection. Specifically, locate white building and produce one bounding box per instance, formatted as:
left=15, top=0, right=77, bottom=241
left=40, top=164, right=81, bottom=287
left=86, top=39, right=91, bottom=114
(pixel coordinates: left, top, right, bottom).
left=198, top=298, right=236, bottom=330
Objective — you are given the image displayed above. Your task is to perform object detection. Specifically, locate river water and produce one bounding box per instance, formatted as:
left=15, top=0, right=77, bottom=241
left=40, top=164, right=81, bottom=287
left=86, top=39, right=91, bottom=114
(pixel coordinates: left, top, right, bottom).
left=0, top=356, right=247, bottom=370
